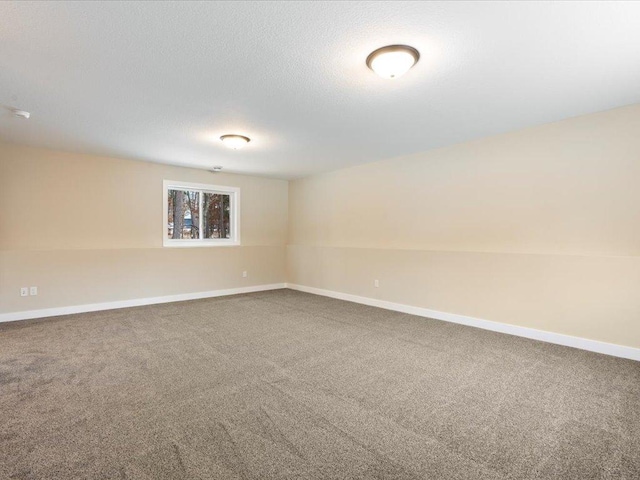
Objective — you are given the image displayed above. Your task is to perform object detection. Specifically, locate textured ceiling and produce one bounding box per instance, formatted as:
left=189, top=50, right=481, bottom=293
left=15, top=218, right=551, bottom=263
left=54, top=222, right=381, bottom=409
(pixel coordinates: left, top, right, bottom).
left=1, top=1, right=640, bottom=179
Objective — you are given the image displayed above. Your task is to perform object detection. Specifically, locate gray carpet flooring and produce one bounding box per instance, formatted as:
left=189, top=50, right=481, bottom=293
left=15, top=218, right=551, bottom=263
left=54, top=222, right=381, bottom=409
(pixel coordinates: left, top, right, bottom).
left=1, top=289, right=639, bottom=479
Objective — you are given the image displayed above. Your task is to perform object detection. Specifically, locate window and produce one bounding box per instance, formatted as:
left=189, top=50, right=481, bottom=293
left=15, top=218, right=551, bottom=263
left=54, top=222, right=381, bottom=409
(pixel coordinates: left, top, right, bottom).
left=163, top=180, right=240, bottom=247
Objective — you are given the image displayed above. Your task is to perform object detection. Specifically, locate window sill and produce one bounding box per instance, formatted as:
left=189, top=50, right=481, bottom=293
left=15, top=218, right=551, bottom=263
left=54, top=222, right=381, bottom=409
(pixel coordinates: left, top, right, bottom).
left=163, top=240, right=241, bottom=248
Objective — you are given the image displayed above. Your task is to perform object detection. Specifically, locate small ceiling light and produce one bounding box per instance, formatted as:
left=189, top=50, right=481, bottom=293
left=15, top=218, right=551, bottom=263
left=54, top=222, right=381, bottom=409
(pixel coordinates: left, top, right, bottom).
left=366, top=45, right=420, bottom=79
left=220, top=134, right=250, bottom=150
left=12, top=109, right=30, bottom=119
left=211, top=166, right=223, bottom=172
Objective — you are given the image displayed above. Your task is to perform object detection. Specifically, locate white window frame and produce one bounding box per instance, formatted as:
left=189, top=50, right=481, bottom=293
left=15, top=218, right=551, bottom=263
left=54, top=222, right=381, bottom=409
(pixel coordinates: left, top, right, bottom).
left=163, top=180, right=240, bottom=247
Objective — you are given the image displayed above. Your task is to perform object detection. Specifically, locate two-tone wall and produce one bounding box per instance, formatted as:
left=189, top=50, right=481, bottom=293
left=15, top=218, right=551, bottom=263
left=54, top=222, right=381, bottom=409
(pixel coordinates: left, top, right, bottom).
left=0, top=144, right=288, bottom=317
left=287, top=104, right=640, bottom=351
left=2, top=105, right=639, bottom=356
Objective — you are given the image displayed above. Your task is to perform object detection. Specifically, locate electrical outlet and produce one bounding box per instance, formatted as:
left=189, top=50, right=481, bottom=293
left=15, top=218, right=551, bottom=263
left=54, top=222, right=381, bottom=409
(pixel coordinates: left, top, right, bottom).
left=374, top=279, right=379, bottom=288
left=242, top=271, right=248, bottom=278
left=20, top=287, right=29, bottom=297
left=30, top=286, right=38, bottom=296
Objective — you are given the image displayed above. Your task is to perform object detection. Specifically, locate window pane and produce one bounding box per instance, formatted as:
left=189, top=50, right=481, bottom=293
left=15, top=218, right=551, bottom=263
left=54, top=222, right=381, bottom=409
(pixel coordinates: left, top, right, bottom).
left=203, top=193, right=231, bottom=239
left=167, top=189, right=200, bottom=239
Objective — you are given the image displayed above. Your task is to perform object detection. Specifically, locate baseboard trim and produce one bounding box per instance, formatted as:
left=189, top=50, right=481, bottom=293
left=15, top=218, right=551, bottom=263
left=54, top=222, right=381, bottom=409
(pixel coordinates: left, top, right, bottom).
left=0, top=283, right=287, bottom=324
left=285, top=283, right=640, bottom=362
left=3, top=282, right=637, bottom=362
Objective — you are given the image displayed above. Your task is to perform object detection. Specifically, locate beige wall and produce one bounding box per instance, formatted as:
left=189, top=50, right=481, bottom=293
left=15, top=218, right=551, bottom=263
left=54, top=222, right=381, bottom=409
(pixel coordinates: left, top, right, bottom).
left=288, top=104, right=640, bottom=349
left=0, top=143, right=288, bottom=313
left=3, top=105, right=639, bottom=350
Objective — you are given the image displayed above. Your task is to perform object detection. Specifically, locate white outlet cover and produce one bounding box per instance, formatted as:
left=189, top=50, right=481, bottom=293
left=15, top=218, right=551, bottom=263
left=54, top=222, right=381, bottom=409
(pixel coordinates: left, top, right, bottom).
left=20, top=287, right=29, bottom=297
left=242, top=271, right=248, bottom=278
left=30, top=286, right=38, bottom=296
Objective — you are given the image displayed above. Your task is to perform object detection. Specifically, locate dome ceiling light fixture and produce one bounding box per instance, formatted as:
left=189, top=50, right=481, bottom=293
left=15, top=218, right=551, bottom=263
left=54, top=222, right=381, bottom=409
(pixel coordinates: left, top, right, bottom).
left=220, top=134, right=250, bottom=150
left=12, top=108, right=30, bottom=119
left=366, top=45, right=420, bottom=79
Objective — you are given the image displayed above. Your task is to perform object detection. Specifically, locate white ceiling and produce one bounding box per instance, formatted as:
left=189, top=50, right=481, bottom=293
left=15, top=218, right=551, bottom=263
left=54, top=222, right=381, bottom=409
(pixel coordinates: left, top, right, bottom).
left=1, top=1, right=640, bottom=179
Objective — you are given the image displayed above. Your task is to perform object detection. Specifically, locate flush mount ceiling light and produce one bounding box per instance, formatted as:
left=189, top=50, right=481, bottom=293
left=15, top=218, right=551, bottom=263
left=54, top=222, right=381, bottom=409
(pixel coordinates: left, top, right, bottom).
left=366, top=45, right=420, bottom=79
left=220, top=134, right=250, bottom=150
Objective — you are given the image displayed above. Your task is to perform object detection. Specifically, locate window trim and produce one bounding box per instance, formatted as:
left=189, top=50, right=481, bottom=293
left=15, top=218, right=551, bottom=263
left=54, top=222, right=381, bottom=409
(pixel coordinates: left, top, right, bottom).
left=163, top=180, right=241, bottom=247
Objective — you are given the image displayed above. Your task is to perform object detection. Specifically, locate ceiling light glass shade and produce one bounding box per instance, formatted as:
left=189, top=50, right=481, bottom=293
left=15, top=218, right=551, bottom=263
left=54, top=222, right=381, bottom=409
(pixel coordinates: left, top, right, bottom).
left=220, top=134, right=250, bottom=149
left=366, top=45, right=420, bottom=79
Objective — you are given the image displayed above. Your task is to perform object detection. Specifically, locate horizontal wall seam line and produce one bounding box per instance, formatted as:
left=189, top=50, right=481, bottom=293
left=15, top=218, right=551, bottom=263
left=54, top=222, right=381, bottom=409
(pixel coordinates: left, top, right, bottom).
left=285, top=245, right=640, bottom=259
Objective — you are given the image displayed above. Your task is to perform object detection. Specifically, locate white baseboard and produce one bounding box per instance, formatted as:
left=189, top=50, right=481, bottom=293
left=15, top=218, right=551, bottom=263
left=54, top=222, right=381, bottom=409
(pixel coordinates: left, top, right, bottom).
left=3, top=281, right=637, bottom=362
left=0, top=283, right=286, bottom=324
left=285, top=283, right=640, bottom=362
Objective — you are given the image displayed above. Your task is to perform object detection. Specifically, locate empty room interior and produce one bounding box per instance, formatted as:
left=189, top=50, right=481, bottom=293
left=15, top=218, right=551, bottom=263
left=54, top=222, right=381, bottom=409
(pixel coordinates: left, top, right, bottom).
left=1, top=1, right=640, bottom=479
